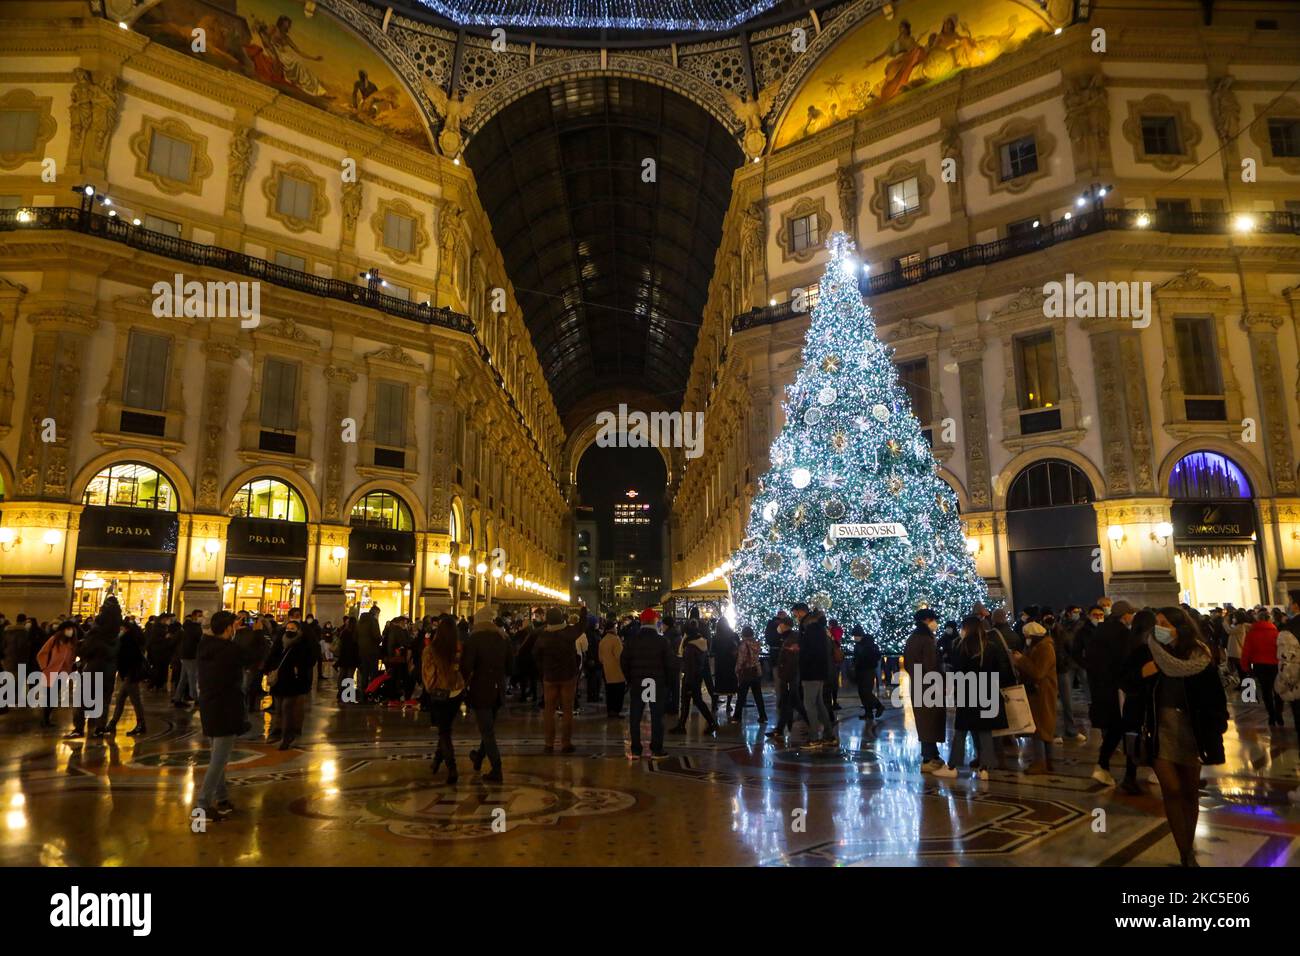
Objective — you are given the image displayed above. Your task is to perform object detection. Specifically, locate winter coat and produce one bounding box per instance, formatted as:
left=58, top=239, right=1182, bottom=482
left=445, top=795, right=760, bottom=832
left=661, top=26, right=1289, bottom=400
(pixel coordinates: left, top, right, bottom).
left=663, top=626, right=683, bottom=674
left=533, top=622, right=584, bottom=682
left=776, top=635, right=800, bottom=684
left=234, top=626, right=272, bottom=671
left=681, top=636, right=710, bottom=687
left=461, top=622, right=512, bottom=709
left=179, top=618, right=203, bottom=660
left=37, top=635, right=77, bottom=681
left=995, top=621, right=1023, bottom=653
left=762, top=618, right=782, bottom=657
left=1275, top=631, right=1300, bottom=703
left=77, top=597, right=122, bottom=675
left=115, top=623, right=148, bottom=682
left=902, top=625, right=945, bottom=744
left=598, top=633, right=625, bottom=683
left=335, top=625, right=360, bottom=673
left=1135, top=636, right=1228, bottom=765
left=2, top=623, right=30, bottom=673
left=853, top=637, right=881, bottom=683
left=1083, top=617, right=1135, bottom=729
left=1017, top=634, right=1058, bottom=742
left=266, top=633, right=314, bottom=697
left=620, top=625, right=672, bottom=691
left=196, top=635, right=246, bottom=738
left=712, top=624, right=739, bottom=693
left=356, top=610, right=382, bottom=663
left=1226, top=623, right=1247, bottom=659
left=951, top=633, right=1010, bottom=733
left=422, top=640, right=465, bottom=697
left=1241, top=620, right=1279, bottom=671
left=798, top=612, right=832, bottom=683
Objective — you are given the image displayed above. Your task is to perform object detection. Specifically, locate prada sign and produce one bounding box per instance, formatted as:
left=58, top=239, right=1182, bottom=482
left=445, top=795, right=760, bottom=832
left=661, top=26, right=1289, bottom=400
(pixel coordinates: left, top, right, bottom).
left=78, top=508, right=178, bottom=552
left=348, top=528, right=415, bottom=565
left=227, top=517, right=307, bottom=558
left=1171, top=501, right=1257, bottom=541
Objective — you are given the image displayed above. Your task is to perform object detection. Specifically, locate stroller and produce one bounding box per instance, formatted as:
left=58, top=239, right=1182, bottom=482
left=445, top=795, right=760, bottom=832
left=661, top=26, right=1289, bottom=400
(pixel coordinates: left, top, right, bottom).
left=365, top=671, right=405, bottom=704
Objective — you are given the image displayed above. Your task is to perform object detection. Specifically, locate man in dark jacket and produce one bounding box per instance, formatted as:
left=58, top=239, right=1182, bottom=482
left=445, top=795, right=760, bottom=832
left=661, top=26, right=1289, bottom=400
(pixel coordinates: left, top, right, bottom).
left=172, top=609, right=204, bottom=707
left=1085, top=599, right=1136, bottom=786
left=234, top=615, right=272, bottom=713
left=797, top=608, right=835, bottom=746
left=904, top=608, right=945, bottom=770
left=462, top=605, right=512, bottom=781
left=196, top=610, right=242, bottom=819
left=356, top=605, right=382, bottom=694
left=621, top=608, right=672, bottom=757
left=662, top=615, right=682, bottom=714
left=70, top=596, right=121, bottom=737
left=1, top=614, right=32, bottom=715
left=532, top=607, right=584, bottom=753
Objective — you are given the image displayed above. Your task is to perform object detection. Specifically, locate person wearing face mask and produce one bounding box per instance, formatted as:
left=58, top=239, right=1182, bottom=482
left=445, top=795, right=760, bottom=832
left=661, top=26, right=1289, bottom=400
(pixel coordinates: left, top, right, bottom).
left=36, top=621, right=80, bottom=729
left=1129, top=607, right=1227, bottom=866
left=1084, top=600, right=1137, bottom=786
left=264, top=619, right=314, bottom=750
left=904, top=609, right=947, bottom=771
left=1241, top=608, right=1283, bottom=727
left=1012, top=620, right=1056, bottom=774
left=1051, top=608, right=1088, bottom=745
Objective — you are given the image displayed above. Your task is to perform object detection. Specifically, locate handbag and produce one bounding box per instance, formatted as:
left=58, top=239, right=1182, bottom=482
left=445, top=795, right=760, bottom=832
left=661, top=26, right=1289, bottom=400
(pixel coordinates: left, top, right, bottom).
left=265, top=649, right=289, bottom=690
left=994, top=683, right=1036, bottom=737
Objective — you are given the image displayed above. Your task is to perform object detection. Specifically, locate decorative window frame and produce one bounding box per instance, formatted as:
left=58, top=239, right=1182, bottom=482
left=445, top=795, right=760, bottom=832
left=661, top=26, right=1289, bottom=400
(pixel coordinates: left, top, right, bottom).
left=1122, top=94, right=1202, bottom=172
left=92, top=298, right=192, bottom=454
left=128, top=115, right=213, bottom=197
left=0, top=88, right=56, bottom=171
left=357, top=345, right=423, bottom=482
left=776, top=196, right=831, bottom=264
left=369, top=196, right=431, bottom=265
left=979, top=116, right=1056, bottom=196
left=882, top=317, right=953, bottom=463
left=989, top=288, right=1086, bottom=453
left=1152, top=270, right=1244, bottom=441
left=262, top=160, right=330, bottom=234
left=236, top=319, right=323, bottom=471
left=869, top=159, right=934, bottom=234
left=1248, top=97, right=1300, bottom=175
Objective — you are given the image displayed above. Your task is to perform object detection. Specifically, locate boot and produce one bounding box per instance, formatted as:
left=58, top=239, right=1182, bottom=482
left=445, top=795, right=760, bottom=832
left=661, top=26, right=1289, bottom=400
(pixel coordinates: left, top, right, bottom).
left=483, top=766, right=503, bottom=783
left=446, top=759, right=458, bottom=785
left=278, top=734, right=296, bottom=751
left=432, top=750, right=444, bottom=773
left=102, top=721, right=118, bottom=736
left=669, top=724, right=686, bottom=734
left=469, top=749, right=483, bottom=772
left=127, top=725, right=147, bottom=736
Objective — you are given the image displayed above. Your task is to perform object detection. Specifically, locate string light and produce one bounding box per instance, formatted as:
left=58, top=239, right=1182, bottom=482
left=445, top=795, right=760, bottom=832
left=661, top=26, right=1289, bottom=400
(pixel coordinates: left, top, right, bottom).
left=412, top=0, right=784, bottom=30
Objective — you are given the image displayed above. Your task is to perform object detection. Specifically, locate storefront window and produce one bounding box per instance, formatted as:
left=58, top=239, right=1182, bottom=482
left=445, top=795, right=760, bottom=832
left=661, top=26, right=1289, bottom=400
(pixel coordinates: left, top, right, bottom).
left=345, top=579, right=411, bottom=620
left=349, top=491, right=413, bottom=531
left=1169, top=451, right=1260, bottom=609
left=228, top=478, right=306, bottom=521
left=82, top=462, right=177, bottom=510
left=222, top=576, right=302, bottom=618
left=73, top=570, right=171, bottom=620
left=1169, top=451, right=1251, bottom=499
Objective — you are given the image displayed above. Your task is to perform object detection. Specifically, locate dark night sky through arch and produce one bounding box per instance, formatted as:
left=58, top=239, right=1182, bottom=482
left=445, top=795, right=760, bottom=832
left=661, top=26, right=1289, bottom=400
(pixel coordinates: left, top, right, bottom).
left=575, top=445, right=667, bottom=563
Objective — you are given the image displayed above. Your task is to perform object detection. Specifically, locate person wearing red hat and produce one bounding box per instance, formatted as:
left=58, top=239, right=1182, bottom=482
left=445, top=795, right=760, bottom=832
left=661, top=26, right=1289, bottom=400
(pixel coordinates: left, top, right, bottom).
left=620, top=609, right=673, bottom=757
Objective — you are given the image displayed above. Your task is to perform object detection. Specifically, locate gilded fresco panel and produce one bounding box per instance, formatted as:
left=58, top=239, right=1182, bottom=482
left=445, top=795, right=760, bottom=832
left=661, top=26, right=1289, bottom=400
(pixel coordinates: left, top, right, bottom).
left=137, top=0, right=432, bottom=152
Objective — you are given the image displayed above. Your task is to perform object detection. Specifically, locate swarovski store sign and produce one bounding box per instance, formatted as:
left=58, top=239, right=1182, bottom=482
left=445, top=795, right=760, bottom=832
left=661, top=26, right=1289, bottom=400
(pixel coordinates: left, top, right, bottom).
left=1171, top=502, right=1256, bottom=540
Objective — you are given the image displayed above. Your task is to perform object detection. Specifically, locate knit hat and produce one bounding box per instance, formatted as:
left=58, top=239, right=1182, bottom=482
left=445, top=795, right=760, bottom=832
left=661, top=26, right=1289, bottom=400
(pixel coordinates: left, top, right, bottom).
left=639, top=607, right=659, bottom=624
left=1022, top=621, right=1047, bottom=637
left=473, top=605, right=497, bottom=626
left=1110, top=600, right=1136, bottom=618
left=545, top=607, right=564, bottom=625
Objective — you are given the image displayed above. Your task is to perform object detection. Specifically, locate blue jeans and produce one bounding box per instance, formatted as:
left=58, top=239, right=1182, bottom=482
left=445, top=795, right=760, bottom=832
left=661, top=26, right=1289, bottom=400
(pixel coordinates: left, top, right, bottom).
left=473, top=706, right=501, bottom=770
left=801, top=680, right=829, bottom=740
left=948, top=728, right=996, bottom=769
left=628, top=684, right=665, bottom=754
left=198, top=734, right=234, bottom=807
left=1057, top=667, right=1079, bottom=735
left=172, top=659, right=198, bottom=702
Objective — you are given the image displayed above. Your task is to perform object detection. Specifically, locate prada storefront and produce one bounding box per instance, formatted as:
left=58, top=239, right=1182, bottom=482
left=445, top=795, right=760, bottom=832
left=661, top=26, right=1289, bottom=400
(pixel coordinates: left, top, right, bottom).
left=74, top=462, right=180, bottom=619
left=345, top=492, right=415, bottom=621
left=222, top=478, right=309, bottom=620
left=1169, top=451, right=1264, bottom=610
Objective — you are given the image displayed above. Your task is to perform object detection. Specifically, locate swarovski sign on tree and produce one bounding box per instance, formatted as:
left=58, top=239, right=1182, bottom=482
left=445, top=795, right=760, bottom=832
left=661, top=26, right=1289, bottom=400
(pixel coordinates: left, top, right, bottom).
left=729, top=233, right=988, bottom=651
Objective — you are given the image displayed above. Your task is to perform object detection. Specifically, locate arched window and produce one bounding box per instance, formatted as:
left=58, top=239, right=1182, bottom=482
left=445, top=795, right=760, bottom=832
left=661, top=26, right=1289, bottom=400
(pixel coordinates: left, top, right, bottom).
left=228, top=478, right=306, bottom=521
left=349, top=491, right=413, bottom=531
left=82, top=462, right=177, bottom=511
left=449, top=505, right=461, bottom=543
left=1169, top=451, right=1251, bottom=499
left=1007, top=459, right=1094, bottom=510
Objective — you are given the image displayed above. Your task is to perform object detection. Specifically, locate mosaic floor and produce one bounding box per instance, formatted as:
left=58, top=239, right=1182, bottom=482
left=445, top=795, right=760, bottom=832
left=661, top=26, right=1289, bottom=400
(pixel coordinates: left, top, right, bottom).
left=1, top=677, right=1297, bottom=867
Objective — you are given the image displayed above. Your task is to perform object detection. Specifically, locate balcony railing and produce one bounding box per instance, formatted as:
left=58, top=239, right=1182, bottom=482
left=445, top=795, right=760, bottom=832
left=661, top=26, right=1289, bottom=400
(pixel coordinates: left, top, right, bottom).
left=0, top=206, right=475, bottom=334
left=732, top=206, right=1300, bottom=333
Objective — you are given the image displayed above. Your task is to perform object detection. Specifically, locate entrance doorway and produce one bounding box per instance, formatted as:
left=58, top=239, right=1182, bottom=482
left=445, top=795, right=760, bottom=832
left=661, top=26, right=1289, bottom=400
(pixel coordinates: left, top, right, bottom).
left=1005, top=459, right=1103, bottom=613
left=1169, top=451, right=1263, bottom=610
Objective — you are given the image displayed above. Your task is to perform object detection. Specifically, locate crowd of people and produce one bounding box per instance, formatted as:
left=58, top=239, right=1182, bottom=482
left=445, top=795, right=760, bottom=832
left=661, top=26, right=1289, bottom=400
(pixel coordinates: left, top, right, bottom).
left=3, top=591, right=1299, bottom=864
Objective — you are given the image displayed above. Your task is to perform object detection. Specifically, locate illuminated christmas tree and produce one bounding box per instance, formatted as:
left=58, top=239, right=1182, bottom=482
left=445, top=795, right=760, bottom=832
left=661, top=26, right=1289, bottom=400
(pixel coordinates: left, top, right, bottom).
left=729, top=233, right=987, bottom=651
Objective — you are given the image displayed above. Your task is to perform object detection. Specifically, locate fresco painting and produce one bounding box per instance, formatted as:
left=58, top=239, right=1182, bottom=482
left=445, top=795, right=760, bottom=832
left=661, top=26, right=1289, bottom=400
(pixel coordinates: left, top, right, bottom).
left=772, top=0, right=1061, bottom=150
left=137, top=0, right=432, bottom=151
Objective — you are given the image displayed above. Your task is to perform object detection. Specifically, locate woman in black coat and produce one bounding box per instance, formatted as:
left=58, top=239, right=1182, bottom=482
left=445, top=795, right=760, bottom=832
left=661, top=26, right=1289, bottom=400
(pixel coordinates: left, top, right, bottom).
left=1128, top=607, right=1228, bottom=867
left=941, top=615, right=1010, bottom=776
left=265, top=623, right=315, bottom=749
left=672, top=620, right=718, bottom=735
left=712, top=619, right=740, bottom=718
left=852, top=626, right=884, bottom=720
left=104, top=620, right=149, bottom=736
left=334, top=617, right=360, bottom=703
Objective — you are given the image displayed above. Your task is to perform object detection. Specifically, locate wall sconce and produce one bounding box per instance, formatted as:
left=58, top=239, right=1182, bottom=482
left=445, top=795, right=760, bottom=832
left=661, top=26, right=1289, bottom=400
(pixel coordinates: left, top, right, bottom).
left=1107, top=525, right=1126, bottom=548
left=1150, top=522, right=1173, bottom=546
left=475, top=561, right=488, bottom=575
left=964, top=536, right=981, bottom=555
left=0, top=528, right=20, bottom=552
left=42, top=529, right=61, bottom=553
left=504, top=573, right=515, bottom=584
left=438, top=553, right=452, bottom=568
left=491, top=567, right=503, bottom=579
left=204, top=539, right=221, bottom=556
left=330, top=545, right=346, bottom=565
left=457, top=554, right=470, bottom=570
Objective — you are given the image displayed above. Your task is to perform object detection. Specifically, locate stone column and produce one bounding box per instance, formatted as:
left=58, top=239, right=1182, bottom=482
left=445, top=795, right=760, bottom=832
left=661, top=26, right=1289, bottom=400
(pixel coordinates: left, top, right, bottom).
left=195, top=341, right=240, bottom=513
left=310, top=523, right=351, bottom=624
left=951, top=335, right=991, bottom=510
left=1084, top=316, right=1157, bottom=498
left=321, top=364, right=358, bottom=523
left=0, top=278, right=26, bottom=440
left=177, top=514, right=229, bottom=616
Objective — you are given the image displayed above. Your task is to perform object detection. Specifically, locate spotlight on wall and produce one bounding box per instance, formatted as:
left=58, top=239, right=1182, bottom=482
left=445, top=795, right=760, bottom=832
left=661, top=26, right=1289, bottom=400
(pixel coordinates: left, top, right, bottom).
left=0, top=527, right=20, bottom=551
left=1107, top=525, right=1126, bottom=547
left=1150, top=521, right=1174, bottom=546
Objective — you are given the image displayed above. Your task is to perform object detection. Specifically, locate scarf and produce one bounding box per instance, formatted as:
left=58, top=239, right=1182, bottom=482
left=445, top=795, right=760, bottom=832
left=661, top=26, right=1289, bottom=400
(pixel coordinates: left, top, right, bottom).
left=1147, top=633, right=1211, bottom=678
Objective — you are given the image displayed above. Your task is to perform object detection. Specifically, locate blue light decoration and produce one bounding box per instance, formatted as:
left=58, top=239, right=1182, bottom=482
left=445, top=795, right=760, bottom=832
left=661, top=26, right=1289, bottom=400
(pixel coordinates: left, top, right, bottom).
left=729, top=234, right=989, bottom=652
left=1169, top=451, right=1252, bottom=499
left=412, top=0, right=784, bottom=31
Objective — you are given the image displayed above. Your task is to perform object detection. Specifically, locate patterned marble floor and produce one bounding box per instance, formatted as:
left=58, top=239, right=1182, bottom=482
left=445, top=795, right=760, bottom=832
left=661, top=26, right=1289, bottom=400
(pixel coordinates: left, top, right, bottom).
left=1, top=678, right=1297, bottom=867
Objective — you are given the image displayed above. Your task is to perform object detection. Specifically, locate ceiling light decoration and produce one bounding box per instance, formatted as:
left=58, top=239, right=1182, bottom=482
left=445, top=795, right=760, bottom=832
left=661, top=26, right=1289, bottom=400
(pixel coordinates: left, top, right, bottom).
left=411, top=0, right=784, bottom=30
